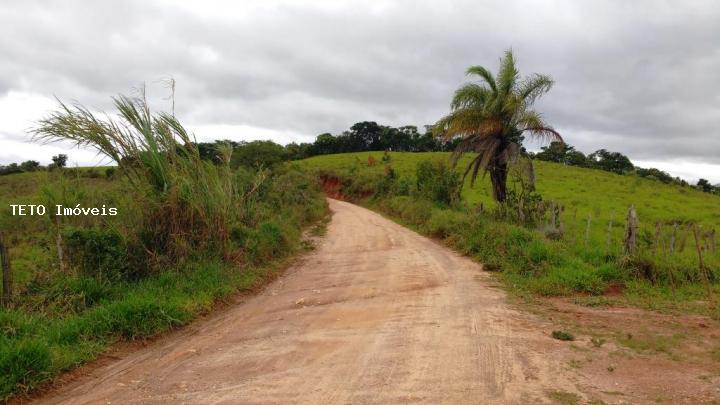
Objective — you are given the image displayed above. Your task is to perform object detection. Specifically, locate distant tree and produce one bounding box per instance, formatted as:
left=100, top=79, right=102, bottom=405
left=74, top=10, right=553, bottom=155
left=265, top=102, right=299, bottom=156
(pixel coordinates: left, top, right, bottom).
left=434, top=50, right=561, bottom=202
left=347, top=121, right=384, bottom=151
left=409, top=126, right=439, bottom=152
left=0, top=163, right=22, bottom=175
left=52, top=154, right=68, bottom=168
left=196, top=140, right=238, bottom=164
left=19, top=160, right=41, bottom=171
left=231, top=140, right=289, bottom=169
left=285, top=142, right=313, bottom=160
left=635, top=167, right=675, bottom=184
left=380, top=126, right=413, bottom=151
left=565, top=150, right=587, bottom=167
left=197, top=142, right=217, bottom=161
left=697, top=178, right=714, bottom=193
left=535, top=141, right=569, bottom=163
left=586, top=149, right=633, bottom=174
left=311, top=133, right=338, bottom=155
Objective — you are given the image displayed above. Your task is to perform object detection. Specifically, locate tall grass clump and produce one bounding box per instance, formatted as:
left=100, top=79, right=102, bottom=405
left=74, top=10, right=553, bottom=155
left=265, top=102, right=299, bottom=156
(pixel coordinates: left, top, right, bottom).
left=33, top=90, right=248, bottom=264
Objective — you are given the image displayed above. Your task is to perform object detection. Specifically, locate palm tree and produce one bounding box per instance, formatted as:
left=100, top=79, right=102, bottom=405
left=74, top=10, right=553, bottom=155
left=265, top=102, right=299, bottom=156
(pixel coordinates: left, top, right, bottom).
left=433, top=50, right=562, bottom=202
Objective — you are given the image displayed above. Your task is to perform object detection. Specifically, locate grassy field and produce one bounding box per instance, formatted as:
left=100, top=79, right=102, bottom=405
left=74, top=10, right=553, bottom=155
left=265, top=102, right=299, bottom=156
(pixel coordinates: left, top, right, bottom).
left=300, top=151, right=720, bottom=316
left=301, top=151, right=720, bottom=233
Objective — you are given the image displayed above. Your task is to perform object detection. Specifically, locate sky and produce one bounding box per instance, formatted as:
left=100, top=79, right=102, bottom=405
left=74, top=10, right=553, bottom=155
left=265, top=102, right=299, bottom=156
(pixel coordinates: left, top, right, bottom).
left=1, top=0, right=719, bottom=183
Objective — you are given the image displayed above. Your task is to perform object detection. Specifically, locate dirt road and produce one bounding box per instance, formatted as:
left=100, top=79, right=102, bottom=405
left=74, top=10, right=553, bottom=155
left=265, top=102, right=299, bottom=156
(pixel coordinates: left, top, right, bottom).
left=39, top=199, right=584, bottom=404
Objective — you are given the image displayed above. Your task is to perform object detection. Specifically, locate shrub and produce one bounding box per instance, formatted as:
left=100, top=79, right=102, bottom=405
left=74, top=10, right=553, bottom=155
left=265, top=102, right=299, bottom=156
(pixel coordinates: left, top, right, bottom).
left=63, top=228, right=131, bottom=280
left=231, top=140, right=289, bottom=169
left=423, top=209, right=467, bottom=239
left=245, top=221, right=287, bottom=263
left=33, top=92, right=250, bottom=264
left=415, top=160, right=461, bottom=206
left=551, top=330, right=575, bottom=341
left=0, top=339, right=52, bottom=399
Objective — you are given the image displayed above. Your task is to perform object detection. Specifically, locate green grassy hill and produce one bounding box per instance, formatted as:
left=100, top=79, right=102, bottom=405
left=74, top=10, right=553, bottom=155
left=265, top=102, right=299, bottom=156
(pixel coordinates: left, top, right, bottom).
left=301, top=152, right=720, bottom=245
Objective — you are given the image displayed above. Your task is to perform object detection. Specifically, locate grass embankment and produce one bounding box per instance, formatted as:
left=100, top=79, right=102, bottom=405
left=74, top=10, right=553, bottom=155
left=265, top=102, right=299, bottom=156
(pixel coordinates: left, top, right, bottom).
left=0, top=93, right=327, bottom=401
left=300, top=152, right=720, bottom=316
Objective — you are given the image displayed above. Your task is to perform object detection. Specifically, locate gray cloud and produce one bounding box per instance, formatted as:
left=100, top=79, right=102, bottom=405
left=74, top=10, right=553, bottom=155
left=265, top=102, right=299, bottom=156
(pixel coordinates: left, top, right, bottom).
left=1, top=0, right=719, bottom=180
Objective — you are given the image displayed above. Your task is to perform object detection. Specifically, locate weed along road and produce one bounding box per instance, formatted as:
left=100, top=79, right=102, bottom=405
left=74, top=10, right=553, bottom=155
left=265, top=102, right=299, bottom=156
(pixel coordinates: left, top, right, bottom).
left=39, top=199, right=583, bottom=404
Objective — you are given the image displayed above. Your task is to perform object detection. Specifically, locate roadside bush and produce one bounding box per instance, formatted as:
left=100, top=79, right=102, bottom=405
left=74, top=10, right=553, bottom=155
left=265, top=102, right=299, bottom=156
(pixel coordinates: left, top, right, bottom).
left=64, top=228, right=131, bottom=280
left=231, top=140, right=289, bottom=169
left=423, top=209, right=467, bottom=239
left=415, top=160, right=461, bottom=206
left=0, top=339, right=52, bottom=398
left=20, top=276, right=121, bottom=315
left=245, top=221, right=287, bottom=263
left=380, top=196, right=433, bottom=225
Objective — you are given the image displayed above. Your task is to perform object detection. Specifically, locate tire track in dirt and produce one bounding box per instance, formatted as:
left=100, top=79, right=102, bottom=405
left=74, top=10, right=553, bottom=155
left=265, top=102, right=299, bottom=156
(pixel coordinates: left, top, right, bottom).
left=37, top=199, right=584, bottom=404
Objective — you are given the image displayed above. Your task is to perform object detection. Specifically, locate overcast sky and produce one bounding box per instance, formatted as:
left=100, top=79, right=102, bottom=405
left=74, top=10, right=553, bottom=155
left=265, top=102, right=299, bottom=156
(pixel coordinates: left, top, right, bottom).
left=1, top=0, right=719, bottom=182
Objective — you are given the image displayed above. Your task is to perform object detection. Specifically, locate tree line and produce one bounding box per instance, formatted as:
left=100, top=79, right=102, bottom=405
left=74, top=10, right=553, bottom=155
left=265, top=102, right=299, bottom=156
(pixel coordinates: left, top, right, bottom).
left=195, top=121, right=460, bottom=167
left=0, top=154, right=67, bottom=175
left=533, top=141, right=719, bottom=194
left=3, top=121, right=718, bottom=196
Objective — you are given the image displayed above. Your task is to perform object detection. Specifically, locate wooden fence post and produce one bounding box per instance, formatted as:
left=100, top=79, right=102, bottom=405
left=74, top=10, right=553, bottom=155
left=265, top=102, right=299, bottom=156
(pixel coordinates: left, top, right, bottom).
left=55, top=216, right=65, bottom=274
left=605, top=215, right=614, bottom=256
left=571, top=209, right=578, bottom=245
left=704, top=229, right=716, bottom=254
left=0, top=232, right=11, bottom=308
left=585, top=214, right=592, bottom=246
left=624, top=205, right=639, bottom=255
left=653, top=222, right=662, bottom=256
left=692, top=226, right=712, bottom=300
left=670, top=223, right=678, bottom=254
left=678, top=225, right=689, bottom=253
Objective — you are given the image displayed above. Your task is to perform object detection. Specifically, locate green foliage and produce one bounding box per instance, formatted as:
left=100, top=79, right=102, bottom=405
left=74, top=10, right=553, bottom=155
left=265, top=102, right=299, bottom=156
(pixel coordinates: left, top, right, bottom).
left=244, top=222, right=287, bottom=263
left=587, top=149, right=634, bottom=174
left=63, top=228, right=131, bottom=281
left=0, top=339, right=52, bottom=398
left=415, top=160, right=461, bottom=206
left=231, top=140, right=289, bottom=169
left=0, top=162, right=325, bottom=399
left=300, top=152, right=720, bottom=245
left=551, top=330, right=575, bottom=341
left=51, top=154, right=68, bottom=168
left=534, top=141, right=586, bottom=166
left=0, top=262, right=245, bottom=400
left=33, top=92, right=254, bottom=263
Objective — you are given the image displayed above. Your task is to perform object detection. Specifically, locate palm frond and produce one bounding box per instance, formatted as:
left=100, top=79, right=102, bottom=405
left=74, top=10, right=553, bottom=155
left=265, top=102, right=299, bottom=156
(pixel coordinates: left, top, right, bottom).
left=465, top=65, right=497, bottom=94
left=451, top=83, right=492, bottom=110
left=517, top=73, right=554, bottom=104
left=434, top=109, right=498, bottom=141
left=497, top=49, right=519, bottom=97
left=521, top=125, right=563, bottom=143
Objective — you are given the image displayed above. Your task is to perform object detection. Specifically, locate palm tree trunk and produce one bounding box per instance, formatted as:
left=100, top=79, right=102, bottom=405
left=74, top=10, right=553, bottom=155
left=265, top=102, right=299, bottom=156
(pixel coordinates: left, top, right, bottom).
left=489, top=162, right=508, bottom=202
